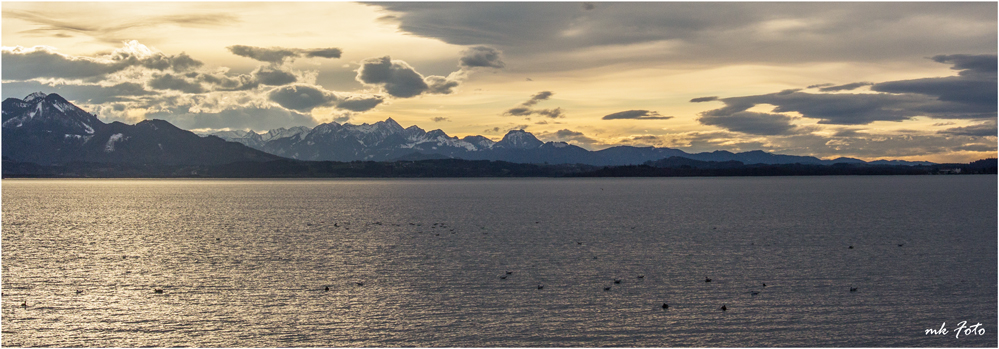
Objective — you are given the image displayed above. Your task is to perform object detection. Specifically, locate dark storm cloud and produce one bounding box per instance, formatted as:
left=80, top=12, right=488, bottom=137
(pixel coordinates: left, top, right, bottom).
left=601, top=110, right=672, bottom=120
left=371, top=3, right=996, bottom=68
left=458, top=46, right=505, bottom=69
left=227, top=45, right=343, bottom=64
left=335, top=96, right=384, bottom=112
left=503, top=91, right=564, bottom=118
left=356, top=56, right=457, bottom=98
left=268, top=84, right=337, bottom=111
left=697, top=55, right=998, bottom=126
left=698, top=111, right=801, bottom=136
left=818, top=82, right=874, bottom=92
left=148, top=73, right=205, bottom=93
left=690, top=96, right=718, bottom=103
left=1, top=44, right=204, bottom=81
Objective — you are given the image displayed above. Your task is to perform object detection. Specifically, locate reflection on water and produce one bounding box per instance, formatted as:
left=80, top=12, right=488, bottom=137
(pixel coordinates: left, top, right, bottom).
left=2, top=177, right=996, bottom=347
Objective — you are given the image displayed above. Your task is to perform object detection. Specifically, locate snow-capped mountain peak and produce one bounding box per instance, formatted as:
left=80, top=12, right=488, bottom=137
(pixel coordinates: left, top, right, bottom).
left=494, top=129, right=544, bottom=149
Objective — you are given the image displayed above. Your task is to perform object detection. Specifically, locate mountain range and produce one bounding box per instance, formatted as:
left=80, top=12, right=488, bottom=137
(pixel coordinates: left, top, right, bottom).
left=2, top=92, right=937, bottom=167
left=2, top=92, right=279, bottom=165
left=209, top=117, right=934, bottom=167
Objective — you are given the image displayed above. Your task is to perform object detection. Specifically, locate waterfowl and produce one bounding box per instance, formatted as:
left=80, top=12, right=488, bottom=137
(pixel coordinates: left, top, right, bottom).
left=637, top=275, right=645, bottom=279
left=719, top=305, right=727, bottom=311
left=662, top=303, right=668, bottom=309
left=154, top=289, right=164, bottom=294
left=325, top=286, right=329, bottom=291
left=538, top=285, right=544, bottom=290
left=614, top=279, right=621, bottom=284
left=705, top=277, right=712, bottom=283
left=604, top=287, right=611, bottom=291
left=850, top=287, right=858, bottom=292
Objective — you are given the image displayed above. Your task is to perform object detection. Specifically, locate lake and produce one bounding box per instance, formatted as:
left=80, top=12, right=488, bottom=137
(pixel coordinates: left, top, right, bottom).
left=2, top=176, right=996, bottom=347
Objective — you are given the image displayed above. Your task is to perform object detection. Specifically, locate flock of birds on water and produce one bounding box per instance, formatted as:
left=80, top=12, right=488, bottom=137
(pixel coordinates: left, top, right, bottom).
left=10, top=219, right=893, bottom=312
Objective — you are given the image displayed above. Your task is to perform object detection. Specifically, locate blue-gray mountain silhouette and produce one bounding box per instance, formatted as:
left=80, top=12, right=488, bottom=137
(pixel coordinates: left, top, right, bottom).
left=2, top=92, right=281, bottom=165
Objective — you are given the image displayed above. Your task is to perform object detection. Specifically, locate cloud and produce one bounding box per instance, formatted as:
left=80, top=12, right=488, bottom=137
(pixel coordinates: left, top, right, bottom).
left=1, top=41, right=203, bottom=81
left=425, top=75, right=460, bottom=94
left=148, top=73, right=205, bottom=93
left=432, top=117, right=450, bottom=122
left=818, top=82, right=873, bottom=92
left=502, top=91, right=565, bottom=118
left=696, top=55, right=997, bottom=125
left=335, top=95, right=384, bottom=112
left=933, top=54, right=998, bottom=77
left=938, top=121, right=997, bottom=137
left=690, top=96, right=718, bottom=103
left=5, top=9, right=239, bottom=45
left=356, top=56, right=458, bottom=98
left=601, top=109, right=672, bottom=120
left=252, top=67, right=298, bottom=86
left=459, top=46, right=505, bottom=69
left=305, top=48, right=344, bottom=59
left=372, top=3, right=996, bottom=71
left=145, top=106, right=319, bottom=131
left=535, top=108, right=564, bottom=119
left=871, top=54, right=997, bottom=107
left=698, top=111, right=802, bottom=135
left=227, top=45, right=343, bottom=64
left=268, top=84, right=337, bottom=111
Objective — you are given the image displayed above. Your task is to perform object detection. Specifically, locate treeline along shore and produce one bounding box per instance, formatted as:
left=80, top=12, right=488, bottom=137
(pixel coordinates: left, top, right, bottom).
left=3, top=157, right=995, bottom=178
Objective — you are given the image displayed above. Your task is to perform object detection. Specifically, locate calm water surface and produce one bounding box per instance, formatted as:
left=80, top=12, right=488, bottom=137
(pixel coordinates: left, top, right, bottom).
left=2, top=176, right=996, bottom=347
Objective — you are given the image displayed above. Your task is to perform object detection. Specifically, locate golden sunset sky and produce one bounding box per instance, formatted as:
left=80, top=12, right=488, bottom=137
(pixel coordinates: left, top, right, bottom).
left=2, top=2, right=996, bottom=162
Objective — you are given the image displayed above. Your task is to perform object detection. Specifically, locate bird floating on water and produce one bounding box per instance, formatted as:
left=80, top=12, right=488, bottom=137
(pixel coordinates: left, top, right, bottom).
left=662, top=303, right=668, bottom=309
left=506, top=271, right=513, bottom=275
left=614, top=279, right=621, bottom=284
left=325, top=286, right=329, bottom=291
left=604, top=287, right=611, bottom=291
left=751, top=291, right=759, bottom=296
left=538, top=285, right=544, bottom=290
left=154, top=289, right=164, bottom=294
left=356, top=282, right=364, bottom=286
left=637, top=275, right=644, bottom=279
left=850, top=287, right=858, bottom=292
left=719, top=305, right=727, bottom=311
left=21, top=301, right=27, bottom=308
left=705, top=277, right=712, bottom=283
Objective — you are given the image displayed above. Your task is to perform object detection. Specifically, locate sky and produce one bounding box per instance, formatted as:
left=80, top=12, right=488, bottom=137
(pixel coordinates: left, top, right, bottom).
left=2, top=2, right=996, bottom=163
